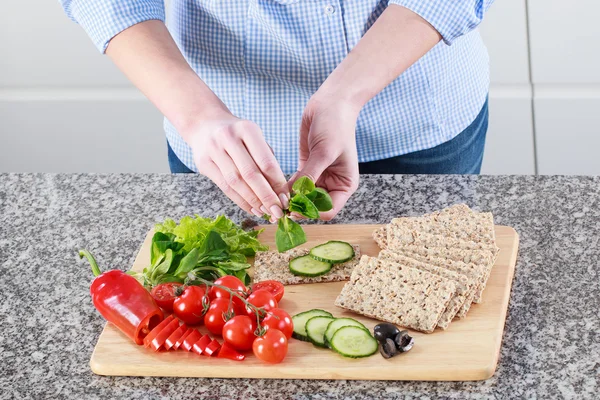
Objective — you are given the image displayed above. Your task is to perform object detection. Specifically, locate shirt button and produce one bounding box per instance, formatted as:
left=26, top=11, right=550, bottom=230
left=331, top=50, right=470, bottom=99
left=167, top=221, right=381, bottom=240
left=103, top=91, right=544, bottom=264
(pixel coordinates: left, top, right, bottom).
left=324, top=4, right=335, bottom=15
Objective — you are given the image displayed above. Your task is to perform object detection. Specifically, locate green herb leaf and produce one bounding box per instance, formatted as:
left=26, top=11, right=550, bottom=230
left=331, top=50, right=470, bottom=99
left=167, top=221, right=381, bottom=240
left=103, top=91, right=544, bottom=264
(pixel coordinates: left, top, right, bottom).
left=173, top=247, right=201, bottom=277
left=216, top=260, right=251, bottom=271
left=275, top=215, right=307, bottom=252
left=289, top=193, right=320, bottom=219
left=306, top=187, right=333, bottom=212
left=292, top=176, right=316, bottom=195
left=151, top=248, right=174, bottom=282
left=150, top=232, right=184, bottom=265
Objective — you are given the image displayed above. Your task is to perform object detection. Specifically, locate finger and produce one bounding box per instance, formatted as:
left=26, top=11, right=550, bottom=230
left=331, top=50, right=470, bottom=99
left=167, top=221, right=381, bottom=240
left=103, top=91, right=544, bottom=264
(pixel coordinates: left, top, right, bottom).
left=317, top=190, right=353, bottom=221
left=200, top=160, right=261, bottom=217
left=210, top=151, right=266, bottom=216
left=225, top=139, right=285, bottom=219
left=242, top=131, right=290, bottom=206
left=294, top=151, right=334, bottom=185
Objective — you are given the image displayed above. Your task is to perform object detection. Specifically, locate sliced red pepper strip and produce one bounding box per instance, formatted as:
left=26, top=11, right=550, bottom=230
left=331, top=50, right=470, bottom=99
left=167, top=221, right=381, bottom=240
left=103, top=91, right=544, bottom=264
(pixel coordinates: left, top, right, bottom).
left=217, top=341, right=245, bottom=361
left=143, top=315, right=175, bottom=348
left=182, top=330, right=202, bottom=352
left=150, top=318, right=180, bottom=351
left=165, top=324, right=188, bottom=350
left=81, top=250, right=164, bottom=346
left=174, top=328, right=194, bottom=350
left=204, top=339, right=221, bottom=357
left=192, top=335, right=212, bottom=356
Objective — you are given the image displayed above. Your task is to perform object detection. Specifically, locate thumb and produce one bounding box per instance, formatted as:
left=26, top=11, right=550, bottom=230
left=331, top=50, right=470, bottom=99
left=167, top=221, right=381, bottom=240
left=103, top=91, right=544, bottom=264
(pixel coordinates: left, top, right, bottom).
left=295, top=152, right=332, bottom=184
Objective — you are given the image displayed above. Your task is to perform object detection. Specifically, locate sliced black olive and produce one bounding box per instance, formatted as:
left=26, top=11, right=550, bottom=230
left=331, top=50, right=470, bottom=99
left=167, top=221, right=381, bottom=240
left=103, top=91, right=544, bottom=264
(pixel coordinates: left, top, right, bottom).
left=379, top=338, right=398, bottom=359
left=373, top=323, right=401, bottom=344
left=394, top=330, right=414, bottom=353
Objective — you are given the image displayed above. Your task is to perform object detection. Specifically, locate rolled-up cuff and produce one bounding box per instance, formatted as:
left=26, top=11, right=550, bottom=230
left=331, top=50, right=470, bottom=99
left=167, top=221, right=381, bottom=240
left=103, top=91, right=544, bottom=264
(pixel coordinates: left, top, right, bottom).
left=389, top=0, right=484, bottom=46
left=68, top=0, right=165, bottom=53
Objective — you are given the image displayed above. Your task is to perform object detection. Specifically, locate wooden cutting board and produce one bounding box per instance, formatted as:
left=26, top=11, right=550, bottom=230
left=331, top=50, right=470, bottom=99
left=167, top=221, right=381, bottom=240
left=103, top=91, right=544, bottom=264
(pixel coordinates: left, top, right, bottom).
left=90, top=224, right=519, bottom=381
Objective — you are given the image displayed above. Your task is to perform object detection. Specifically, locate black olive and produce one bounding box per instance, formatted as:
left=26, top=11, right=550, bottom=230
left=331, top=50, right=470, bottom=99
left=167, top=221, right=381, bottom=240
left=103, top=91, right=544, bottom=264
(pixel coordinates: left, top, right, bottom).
left=394, top=330, right=414, bottom=353
left=379, top=338, right=398, bottom=359
left=373, top=323, right=401, bottom=344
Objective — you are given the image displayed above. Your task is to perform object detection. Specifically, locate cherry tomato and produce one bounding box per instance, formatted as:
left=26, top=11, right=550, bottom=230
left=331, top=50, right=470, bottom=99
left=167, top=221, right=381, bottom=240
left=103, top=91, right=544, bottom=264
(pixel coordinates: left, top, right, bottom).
left=204, top=297, right=236, bottom=336
left=150, top=282, right=183, bottom=312
left=173, top=286, right=207, bottom=326
left=252, top=328, right=288, bottom=364
left=245, top=289, right=277, bottom=317
left=209, top=276, right=247, bottom=314
left=251, top=280, right=284, bottom=303
left=222, top=315, right=257, bottom=351
left=261, top=308, right=293, bottom=339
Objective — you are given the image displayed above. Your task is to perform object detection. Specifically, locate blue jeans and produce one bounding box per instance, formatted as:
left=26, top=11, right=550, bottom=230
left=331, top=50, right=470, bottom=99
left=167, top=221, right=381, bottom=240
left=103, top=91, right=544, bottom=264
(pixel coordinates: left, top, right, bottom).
left=168, top=98, right=488, bottom=174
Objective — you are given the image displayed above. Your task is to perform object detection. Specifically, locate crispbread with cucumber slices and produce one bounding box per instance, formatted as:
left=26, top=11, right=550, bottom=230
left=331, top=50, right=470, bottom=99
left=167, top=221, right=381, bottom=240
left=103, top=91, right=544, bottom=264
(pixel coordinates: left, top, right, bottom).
left=377, top=250, right=473, bottom=329
left=335, top=256, right=456, bottom=333
left=253, top=245, right=361, bottom=285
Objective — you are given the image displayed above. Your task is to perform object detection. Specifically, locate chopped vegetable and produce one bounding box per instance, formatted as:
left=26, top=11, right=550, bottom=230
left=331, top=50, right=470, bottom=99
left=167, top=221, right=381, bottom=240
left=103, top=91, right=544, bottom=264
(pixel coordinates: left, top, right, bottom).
left=309, top=241, right=354, bottom=264
left=329, top=326, right=378, bottom=358
left=150, top=318, right=180, bottom=351
left=165, top=324, right=188, bottom=350
left=251, top=280, right=284, bottom=303
left=182, top=330, right=202, bottom=351
left=324, top=318, right=367, bottom=348
left=217, top=342, right=245, bottom=361
left=192, top=335, right=212, bottom=356
left=291, top=309, right=333, bottom=342
left=80, top=249, right=164, bottom=345
left=143, top=315, right=175, bottom=348
left=174, top=328, right=193, bottom=350
left=289, top=255, right=332, bottom=277
left=305, top=316, right=335, bottom=348
left=204, top=339, right=221, bottom=356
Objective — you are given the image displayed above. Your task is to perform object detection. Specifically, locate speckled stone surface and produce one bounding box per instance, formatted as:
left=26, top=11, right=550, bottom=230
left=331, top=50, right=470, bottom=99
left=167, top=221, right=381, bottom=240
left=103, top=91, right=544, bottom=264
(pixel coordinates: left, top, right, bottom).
left=0, top=174, right=598, bottom=399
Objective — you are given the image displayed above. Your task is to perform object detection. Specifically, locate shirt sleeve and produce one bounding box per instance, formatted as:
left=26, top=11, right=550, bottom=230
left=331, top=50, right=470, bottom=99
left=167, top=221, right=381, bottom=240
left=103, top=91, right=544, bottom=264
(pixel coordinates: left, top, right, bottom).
left=58, top=0, right=165, bottom=53
left=389, top=0, right=495, bottom=45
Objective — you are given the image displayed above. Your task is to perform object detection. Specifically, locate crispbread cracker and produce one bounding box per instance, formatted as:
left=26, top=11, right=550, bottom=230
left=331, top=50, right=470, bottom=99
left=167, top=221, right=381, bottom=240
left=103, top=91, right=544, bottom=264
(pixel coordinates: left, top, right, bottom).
left=392, top=245, right=495, bottom=307
left=334, top=256, right=456, bottom=333
left=424, top=203, right=473, bottom=217
left=391, top=212, right=496, bottom=245
left=372, top=226, right=388, bottom=249
left=253, top=245, right=361, bottom=285
left=387, top=224, right=499, bottom=253
left=378, top=250, right=472, bottom=329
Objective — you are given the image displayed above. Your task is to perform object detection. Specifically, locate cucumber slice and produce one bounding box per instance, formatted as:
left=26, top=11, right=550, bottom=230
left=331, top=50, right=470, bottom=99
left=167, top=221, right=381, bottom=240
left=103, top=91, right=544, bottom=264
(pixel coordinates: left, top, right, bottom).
left=330, top=326, right=378, bottom=358
left=305, top=316, right=336, bottom=348
left=309, top=241, right=355, bottom=264
left=324, top=318, right=368, bottom=348
left=291, top=309, right=333, bottom=341
left=289, top=255, right=332, bottom=277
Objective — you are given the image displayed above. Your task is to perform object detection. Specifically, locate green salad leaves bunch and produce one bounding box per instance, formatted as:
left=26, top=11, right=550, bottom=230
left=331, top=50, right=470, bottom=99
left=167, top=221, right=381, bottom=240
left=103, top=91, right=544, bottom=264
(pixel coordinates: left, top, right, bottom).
left=136, top=215, right=268, bottom=287
left=274, top=177, right=333, bottom=253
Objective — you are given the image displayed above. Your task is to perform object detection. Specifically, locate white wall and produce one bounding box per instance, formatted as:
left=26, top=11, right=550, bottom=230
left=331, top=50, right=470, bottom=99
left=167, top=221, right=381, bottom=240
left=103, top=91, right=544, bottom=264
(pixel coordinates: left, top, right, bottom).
left=1, top=1, right=599, bottom=174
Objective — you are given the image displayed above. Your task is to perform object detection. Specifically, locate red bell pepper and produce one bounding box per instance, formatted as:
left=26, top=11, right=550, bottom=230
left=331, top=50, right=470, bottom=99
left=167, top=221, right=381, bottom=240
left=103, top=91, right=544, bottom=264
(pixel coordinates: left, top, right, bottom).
left=80, top=249, right=164, bottom=346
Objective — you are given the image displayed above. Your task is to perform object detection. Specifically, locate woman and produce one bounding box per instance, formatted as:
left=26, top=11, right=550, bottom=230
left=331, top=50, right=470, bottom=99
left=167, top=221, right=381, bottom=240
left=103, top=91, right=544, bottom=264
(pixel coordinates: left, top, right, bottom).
left=60, top=0, right=493, bottom=221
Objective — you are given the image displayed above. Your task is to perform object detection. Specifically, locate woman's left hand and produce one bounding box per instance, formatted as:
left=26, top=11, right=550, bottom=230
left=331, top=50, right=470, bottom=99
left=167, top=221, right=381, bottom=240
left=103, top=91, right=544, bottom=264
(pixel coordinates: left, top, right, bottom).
left=292, top=93, right=360, bottom=220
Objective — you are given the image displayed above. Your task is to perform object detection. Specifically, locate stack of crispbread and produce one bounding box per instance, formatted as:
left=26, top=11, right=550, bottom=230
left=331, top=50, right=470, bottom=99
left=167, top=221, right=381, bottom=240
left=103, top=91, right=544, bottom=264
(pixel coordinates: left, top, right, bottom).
left=253, top=245, right=361, bottom=285
left=336, top=204, right=499, bottom=333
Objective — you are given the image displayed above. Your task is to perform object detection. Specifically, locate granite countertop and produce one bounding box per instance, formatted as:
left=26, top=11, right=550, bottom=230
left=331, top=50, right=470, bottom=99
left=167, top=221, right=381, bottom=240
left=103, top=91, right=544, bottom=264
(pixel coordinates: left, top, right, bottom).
left=0, top=174, right=598, bottom=399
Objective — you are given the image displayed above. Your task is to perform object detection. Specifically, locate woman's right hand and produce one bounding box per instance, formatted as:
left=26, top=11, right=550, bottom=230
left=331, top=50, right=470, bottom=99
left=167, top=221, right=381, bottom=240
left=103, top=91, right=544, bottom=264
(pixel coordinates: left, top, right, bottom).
left=183, top=114, right=289, bottom=220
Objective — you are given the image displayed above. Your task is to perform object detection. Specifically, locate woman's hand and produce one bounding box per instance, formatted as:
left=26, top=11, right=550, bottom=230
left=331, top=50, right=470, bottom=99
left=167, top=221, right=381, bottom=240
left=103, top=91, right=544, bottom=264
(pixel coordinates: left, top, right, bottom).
left=184, top=113, right=289, bottom=219
left=293, top=94, right=360, bottom=221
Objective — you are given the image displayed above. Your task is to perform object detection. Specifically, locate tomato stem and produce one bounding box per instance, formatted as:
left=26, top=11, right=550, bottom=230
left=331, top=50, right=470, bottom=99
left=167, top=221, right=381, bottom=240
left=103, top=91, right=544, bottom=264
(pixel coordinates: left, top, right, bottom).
left=187, top=275, right=270, bottom=324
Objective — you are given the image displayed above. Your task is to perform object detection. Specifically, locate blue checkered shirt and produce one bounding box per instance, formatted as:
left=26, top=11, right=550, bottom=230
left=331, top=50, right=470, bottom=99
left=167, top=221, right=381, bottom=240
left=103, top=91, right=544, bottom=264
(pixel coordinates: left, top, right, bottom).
left=60, top=0, right=492, bottom=174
